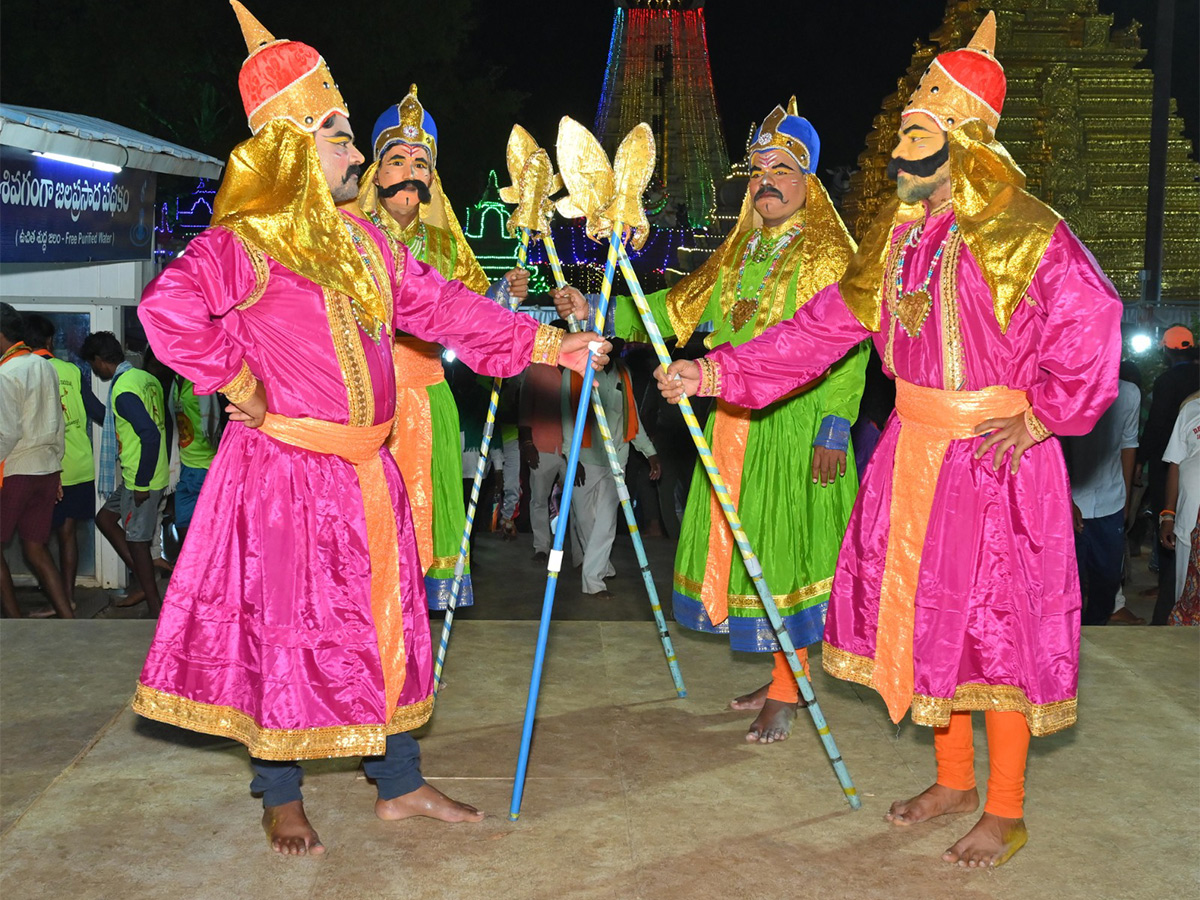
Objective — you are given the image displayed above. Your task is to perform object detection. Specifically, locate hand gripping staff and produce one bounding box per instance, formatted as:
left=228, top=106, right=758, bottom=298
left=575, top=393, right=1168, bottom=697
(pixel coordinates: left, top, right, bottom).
left=500, top=124, right=686, bottom=699
left=431, top=227, right=528, bottom=697
left=611, top=219, right=861, bottom=811
left=508, top=120, right=667, bottom=821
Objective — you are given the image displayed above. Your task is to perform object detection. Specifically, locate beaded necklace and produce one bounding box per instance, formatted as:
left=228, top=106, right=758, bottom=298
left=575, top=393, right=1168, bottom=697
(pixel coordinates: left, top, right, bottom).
left=890, top=221, right=958, bottom=337
left=730, top=223, right=804, bottom=331
left=343, top=220, right=388, bottom=341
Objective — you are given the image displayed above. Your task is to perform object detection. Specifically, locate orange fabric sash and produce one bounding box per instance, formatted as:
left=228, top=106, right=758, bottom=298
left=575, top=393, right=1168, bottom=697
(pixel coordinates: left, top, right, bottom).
left=259, top=414, right=407, bottom=717
left=702, top=400, right=752, bottom=624
left=387, top=337, right=444, bottom=571
left=568, top=367, right=638, bottom=448
left=873, top=380, right=1030, bottom=723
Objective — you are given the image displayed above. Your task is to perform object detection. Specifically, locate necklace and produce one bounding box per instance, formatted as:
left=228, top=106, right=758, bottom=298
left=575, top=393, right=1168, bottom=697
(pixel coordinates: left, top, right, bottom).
left=890, top=221, right=957, bottom=337
left=730, top=223, right=804, bottom=331
left=344, top=220, right=388, bottom=342
left=369, top=211, right=427, bottom=262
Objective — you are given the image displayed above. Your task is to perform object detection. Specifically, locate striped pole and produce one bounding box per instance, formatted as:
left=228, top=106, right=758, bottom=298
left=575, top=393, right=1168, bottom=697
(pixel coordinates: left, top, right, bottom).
left=613, top=244, right=861, bottom=811
left=509, top=228, right=622, bottom=821
left=541, top=228, right=685, bottom=697
left=432, top=230, right=530, bottom=694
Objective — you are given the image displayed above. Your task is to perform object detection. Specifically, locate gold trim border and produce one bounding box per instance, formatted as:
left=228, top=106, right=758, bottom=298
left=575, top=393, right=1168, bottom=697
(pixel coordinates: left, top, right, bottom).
left=821, top=642, right=1077, bottom=737
left=132, top=683, right=433, bottom=761
left=674, top=573, right=832, bottom=610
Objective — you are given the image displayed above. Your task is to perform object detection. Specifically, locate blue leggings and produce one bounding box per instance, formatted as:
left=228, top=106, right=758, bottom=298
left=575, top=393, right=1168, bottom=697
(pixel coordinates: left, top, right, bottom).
left=249, top=731, right=424, bottom=807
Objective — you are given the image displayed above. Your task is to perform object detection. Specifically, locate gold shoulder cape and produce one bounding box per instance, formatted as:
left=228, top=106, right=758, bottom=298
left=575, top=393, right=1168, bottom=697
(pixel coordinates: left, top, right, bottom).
left=354, top=162, right=490, bottom=294
left=664, top=174, right=856, bottom=346
left=210, top=119, right=388, bottom=337
left=840, top=121, right=1062, bottom=334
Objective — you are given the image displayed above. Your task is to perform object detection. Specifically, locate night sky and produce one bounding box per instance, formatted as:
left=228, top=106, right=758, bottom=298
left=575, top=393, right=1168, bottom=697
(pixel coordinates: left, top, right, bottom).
left=1, top=0, right=1195, bottom=208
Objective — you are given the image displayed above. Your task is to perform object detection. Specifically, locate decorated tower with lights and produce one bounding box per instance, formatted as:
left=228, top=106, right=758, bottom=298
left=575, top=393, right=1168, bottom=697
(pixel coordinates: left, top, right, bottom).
left=596, top=0, right=729, bottom=229
left=463, top=170, right=549, bottom=294
left=843, top=0, right=1200, bottom=305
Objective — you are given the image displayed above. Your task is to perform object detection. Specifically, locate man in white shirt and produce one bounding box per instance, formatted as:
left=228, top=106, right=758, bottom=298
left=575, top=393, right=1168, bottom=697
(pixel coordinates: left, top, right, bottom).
left=1160, top=393, right=1200, bottom=610
left=1067, top=375, right=1140, bottom=625
left=562, top=344, right=660, bottom=600
left=0, top=303, right=74, bottom=619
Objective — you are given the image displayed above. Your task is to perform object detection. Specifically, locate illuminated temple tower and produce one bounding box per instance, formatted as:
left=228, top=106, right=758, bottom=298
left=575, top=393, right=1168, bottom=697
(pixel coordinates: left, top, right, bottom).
left=595, top=0, right=729, bottom=229
left=843, top=0, right=1200, bottom=302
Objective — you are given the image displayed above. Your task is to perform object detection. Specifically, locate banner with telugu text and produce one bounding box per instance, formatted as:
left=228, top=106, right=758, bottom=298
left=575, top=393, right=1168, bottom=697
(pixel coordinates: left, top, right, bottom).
left=0, top=146, right=155, bottom=263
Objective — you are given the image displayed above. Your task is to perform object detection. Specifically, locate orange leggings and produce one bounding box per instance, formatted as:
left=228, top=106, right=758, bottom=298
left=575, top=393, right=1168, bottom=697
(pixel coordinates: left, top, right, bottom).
left=934, top=710, right=1031, bottom=818
left=765, top=649, right=809, bottom=703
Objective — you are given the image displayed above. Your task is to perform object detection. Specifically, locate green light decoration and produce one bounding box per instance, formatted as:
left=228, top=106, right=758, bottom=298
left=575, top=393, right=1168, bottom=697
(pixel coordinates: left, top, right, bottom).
left=462, top=170, right=550, bottom=294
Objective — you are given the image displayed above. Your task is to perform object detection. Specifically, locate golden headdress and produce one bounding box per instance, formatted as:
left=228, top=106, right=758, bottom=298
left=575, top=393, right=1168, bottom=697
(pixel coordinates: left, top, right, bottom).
left=230, top=0, right=348, bottom=136
left=903, top=12, right=1006, bottom=134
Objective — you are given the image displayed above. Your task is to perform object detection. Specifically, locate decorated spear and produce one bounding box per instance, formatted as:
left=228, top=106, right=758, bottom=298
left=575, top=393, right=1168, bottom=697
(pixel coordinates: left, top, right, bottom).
left=610, top=213, right=861, bottom=812
left=500, top=125, right=686, bottom=699
left=508, top=120, right=658, bottom=821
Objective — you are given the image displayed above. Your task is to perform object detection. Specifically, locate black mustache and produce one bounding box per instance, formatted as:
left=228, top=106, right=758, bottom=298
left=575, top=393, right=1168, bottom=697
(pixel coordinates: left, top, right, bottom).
left=754, top=185, right=784, bottom=201
left=377, top=179, right=432, bottom=203
left=887, top=142, right=950, bottom=180
left=343, top=164, right=363, bottom=184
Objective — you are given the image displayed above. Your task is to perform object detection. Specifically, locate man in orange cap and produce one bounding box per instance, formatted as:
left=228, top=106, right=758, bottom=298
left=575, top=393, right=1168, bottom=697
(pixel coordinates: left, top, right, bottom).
left=655, top=11, right=1123, bottom=867
left=132, top=1, right=608, bottom=856
left=1140, top=324, right=1200, bottom=622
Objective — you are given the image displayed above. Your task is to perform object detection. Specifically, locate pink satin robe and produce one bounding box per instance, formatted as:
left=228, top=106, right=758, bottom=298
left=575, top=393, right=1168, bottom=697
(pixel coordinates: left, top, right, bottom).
left=705, top=212, right=1123, bottom=734
left=134, top=215, right=539, bottom=759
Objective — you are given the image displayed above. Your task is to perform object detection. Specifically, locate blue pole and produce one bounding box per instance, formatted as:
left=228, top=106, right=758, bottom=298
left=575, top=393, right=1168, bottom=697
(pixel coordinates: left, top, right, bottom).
left=509, top=228, right=622, bottom=821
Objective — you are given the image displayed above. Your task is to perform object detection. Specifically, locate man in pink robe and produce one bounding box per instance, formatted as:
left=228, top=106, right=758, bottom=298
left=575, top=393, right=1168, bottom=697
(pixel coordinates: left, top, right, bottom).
left=657, top=12, right=1121, bottom=868
left=133, top=2, right=607, bottom=856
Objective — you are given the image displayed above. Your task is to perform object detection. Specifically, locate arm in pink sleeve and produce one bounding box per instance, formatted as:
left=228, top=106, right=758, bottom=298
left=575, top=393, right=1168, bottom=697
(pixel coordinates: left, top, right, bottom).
left=1025, top=222, right=1123, bottom=436
left=138, top=227, right=256, bottom=396
left=392, top=248, right=540, bottom=378
left=705, top=283, right=873, bottom=410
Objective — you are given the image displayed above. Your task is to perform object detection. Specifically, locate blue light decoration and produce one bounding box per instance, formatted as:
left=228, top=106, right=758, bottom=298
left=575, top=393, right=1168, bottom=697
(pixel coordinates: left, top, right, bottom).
left=462, top=170, right=550, bottom=292
left=154, top=179, right=216, bottom=261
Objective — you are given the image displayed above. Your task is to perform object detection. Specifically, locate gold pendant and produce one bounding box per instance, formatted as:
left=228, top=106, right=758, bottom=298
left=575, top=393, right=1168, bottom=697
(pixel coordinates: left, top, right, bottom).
left=730, top=298, right=757, bottom=331
left=894, top=289, right=932, bottom=337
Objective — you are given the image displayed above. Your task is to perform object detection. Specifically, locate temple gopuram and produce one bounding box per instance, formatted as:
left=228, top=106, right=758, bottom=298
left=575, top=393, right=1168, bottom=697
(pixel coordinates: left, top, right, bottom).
left=843, top=0, right=1200, bottom=304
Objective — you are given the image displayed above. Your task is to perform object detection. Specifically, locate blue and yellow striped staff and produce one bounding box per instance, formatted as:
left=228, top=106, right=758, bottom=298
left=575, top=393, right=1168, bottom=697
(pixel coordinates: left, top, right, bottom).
left=432, top=230, right=530, bottom=694
left=612, top=245, right=861, bottom=810
left=508, top=226, right=622, bottom=821
left=539, top=227, right=686, bottom=698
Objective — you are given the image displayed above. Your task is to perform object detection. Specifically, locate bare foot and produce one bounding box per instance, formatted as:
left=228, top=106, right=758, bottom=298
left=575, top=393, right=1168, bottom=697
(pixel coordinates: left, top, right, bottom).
left=375, top=784, right=484, bottom=823
left=262, top=800, right=325, bottom=856
left=729, top=682, right=770, bottom=711
left=885, top=783, right=979, bottom=826
left=943, top=812, right=1028, bottom=867
left=745, top=698, right=801, bottom=743
left=113, top=589, right=145, bottom=608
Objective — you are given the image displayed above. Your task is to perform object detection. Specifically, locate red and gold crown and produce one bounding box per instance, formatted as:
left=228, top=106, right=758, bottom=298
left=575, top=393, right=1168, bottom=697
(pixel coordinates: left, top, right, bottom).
left=231, top=1, right=349, bottom=135
left=903, top=11, right=1006, bottom=133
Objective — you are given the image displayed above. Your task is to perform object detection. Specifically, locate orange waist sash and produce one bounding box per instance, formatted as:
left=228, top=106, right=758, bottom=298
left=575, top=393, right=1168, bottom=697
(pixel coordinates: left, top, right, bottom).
left=872, top=380, right=1030, bottom=724
left=259, top=413, right=407, bottom=718
left=394, top=336, right=444, bottom=388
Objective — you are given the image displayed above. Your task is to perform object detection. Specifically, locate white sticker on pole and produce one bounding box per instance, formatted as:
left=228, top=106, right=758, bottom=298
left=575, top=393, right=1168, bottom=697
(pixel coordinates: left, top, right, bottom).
left=588, top=340, right=605, bottom=354
left=615, top=482, right=631, bottom=503
left=547, top=549, right=565, bottom=572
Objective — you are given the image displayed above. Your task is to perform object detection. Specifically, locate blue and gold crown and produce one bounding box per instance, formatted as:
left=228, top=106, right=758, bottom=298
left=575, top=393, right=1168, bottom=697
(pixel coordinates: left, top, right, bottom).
left=749, top=101, right=819, bottom=174
left=371, top=84, right=438, bottom=164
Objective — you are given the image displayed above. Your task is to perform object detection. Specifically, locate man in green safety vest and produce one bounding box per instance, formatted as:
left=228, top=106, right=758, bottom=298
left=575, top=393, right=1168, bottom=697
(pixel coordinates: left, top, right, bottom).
left=169, top=374, right=222, bottom=545
left=81, top=331, right=168, bottom=617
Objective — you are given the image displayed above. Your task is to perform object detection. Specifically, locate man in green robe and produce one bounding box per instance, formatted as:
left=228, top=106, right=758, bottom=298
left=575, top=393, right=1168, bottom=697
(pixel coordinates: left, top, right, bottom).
left=557, top=103, right=866, bottom=742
